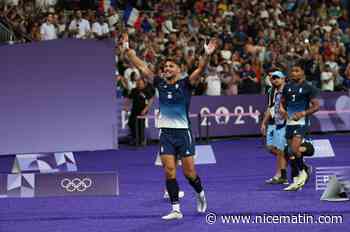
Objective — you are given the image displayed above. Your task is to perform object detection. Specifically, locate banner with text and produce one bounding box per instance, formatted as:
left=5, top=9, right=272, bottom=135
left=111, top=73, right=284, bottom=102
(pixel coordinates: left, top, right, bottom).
left=118, top=92, right=350, bottom=139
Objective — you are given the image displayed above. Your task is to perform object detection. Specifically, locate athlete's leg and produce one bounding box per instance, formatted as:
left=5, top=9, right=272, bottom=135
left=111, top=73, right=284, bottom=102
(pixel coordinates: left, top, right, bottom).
left=283, top=126, right=306, bottom=191
left=284, top=133, right=308, bottom=191
left=265, top=125, right=283, bottom=182
left=275, top=126, right=288, bottom=183
left=266, top=126, right=288, bottom=184
left=265, top=146, right=285, bottom=184
left=163, top=156, right=185, bottom=199
left=178, top=129, right=207, bottom=213
left=159, top=129, right=183, bottom=220
left=182, top=156, right=207, bottom=213
left=161, top=154, right=183, bottom=220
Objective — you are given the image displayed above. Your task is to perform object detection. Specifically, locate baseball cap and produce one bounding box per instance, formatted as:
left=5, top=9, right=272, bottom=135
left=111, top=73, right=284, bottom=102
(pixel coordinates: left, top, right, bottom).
left=271, top=71, right=286, bottom=79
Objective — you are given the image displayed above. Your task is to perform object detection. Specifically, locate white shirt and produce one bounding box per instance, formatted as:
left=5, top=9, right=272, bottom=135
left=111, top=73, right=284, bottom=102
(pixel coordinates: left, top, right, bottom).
left=108, top=14, right=119, bottom=31
left=92, top=22, right=109, bottom=37
left=6, top=0, right=19, bottom=6
left=260, top=10, right=269, bottom=19
left=57, top=23, right=66, bottom=34
left=40, top=22, right=57, bottom=40
left=322, top=25, right=333, bottom=33
left=69, top=19, right=91, bottom=39
left=321, top=71, right=335, bottom=91
left=325, top=61, right=339, bottom=73
left=220, top=50, right=232, bottom=61
left=205, top=74, right=221, bottom=96
left=162, top=20, right=178, bottom=34
left=36, top=0, right=57, bottom=7
left=124, top=68, right=141, bottom=90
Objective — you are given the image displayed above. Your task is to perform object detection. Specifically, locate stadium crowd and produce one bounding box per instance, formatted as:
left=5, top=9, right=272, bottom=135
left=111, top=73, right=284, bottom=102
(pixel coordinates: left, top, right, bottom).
left=1, top=0, right=350, bottom=95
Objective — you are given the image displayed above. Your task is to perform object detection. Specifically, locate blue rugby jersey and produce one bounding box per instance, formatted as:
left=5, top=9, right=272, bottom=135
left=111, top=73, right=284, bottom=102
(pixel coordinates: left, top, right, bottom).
left=153, top=76, right=193, bottom=129
left=282, top=81, right=318, bottom=126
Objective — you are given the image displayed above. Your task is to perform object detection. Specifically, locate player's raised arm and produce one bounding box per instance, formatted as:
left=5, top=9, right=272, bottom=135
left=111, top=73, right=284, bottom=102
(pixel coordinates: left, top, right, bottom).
left=121, top=33, right=154, bottom=80
left=189, top=38, right=218, bottom=86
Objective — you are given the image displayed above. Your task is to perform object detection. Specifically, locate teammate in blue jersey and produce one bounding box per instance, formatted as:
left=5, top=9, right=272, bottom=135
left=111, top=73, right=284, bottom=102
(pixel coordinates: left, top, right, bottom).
left=261, top=71, right=288, bottom=185
left=122, top=33, right=218, bottom=220
left=280, top=61, right=320, bottom=191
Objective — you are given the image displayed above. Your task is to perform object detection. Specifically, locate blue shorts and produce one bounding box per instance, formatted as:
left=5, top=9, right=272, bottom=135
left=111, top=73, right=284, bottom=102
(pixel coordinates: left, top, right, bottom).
left=266, top=124, right=286, bottom=151
left=273, top=125, right=287, bottom=151
left=285, top=125, right=308, bottom=140
left=159, top=128, right=195, bottom=158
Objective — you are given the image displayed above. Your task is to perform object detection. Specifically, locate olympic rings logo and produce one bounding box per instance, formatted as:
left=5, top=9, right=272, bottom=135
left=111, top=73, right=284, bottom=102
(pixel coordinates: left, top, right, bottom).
left=60, top=177, right=92, bottom=192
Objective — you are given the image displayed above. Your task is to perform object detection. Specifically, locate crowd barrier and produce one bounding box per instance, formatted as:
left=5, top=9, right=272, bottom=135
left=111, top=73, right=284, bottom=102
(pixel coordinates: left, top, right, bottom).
left=117, top=92, right=350, bottom=144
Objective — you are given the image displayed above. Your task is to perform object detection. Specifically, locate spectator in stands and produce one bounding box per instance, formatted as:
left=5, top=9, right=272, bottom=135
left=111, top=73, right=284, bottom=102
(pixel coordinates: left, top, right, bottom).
left=40, top=13, right=57, bottom=40
left=321, top=64, right=336, bottom=91
left=4, top=0, right=19, bottom=7
left=125, top=77, right=155, bottom=146
left=205, top=53, right=222, bottom=96
left=162, top=12, right=177, bottom=34
left=221, top=62, right=239, bottom=95
left=345, top=68, right=350, bottom=90
left=3, top=0, right=350, bottom=93
left=56, top=14, right=67, bottom=38
left=305, top=53, right=322, bottom=88
left=220, top=42, right=232, bottom=63
left=124, top=63, right=141, bottom=93
left=107, top=7, right=119, bottom=33
left=68, top=10, right=90, bottom=39
left=91, top=15, right=109, bottom=40
left=36, top=0, right=57, bottom=10
left=30, top=21, right=41, bottom=41
left=239, top=62, right=260, bottom=94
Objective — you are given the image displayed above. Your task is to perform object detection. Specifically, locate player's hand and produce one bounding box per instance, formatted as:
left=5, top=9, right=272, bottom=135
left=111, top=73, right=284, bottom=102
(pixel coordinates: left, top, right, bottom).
left=260, top=124, right=267, bottom=136
left=291, top=111, right=306, bottom=121
left=204, top=38, right=218, bottom=55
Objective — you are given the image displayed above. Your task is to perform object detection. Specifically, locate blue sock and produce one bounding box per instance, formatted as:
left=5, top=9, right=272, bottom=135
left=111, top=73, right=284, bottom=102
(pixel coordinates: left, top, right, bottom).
left=166, top=179, right=179, bottom=204
left=186, top=175, right=203, bottom=194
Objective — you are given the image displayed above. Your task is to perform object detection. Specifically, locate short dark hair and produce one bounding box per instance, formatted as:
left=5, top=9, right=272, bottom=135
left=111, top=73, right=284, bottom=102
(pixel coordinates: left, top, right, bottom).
left=164, top=57, right=178, bottom=65
left=292, top=59, right=306, bottom=70
left=163, top=58, right=183, bottom=68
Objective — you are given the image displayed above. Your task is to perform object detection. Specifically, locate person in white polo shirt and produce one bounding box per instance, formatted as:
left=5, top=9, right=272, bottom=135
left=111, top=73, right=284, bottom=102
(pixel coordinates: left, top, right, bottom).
left=92, top=15, right=109, bottom=40
left=69, top=10, right=91, bottom=39
left=40, top=13, right=57, bottom=41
